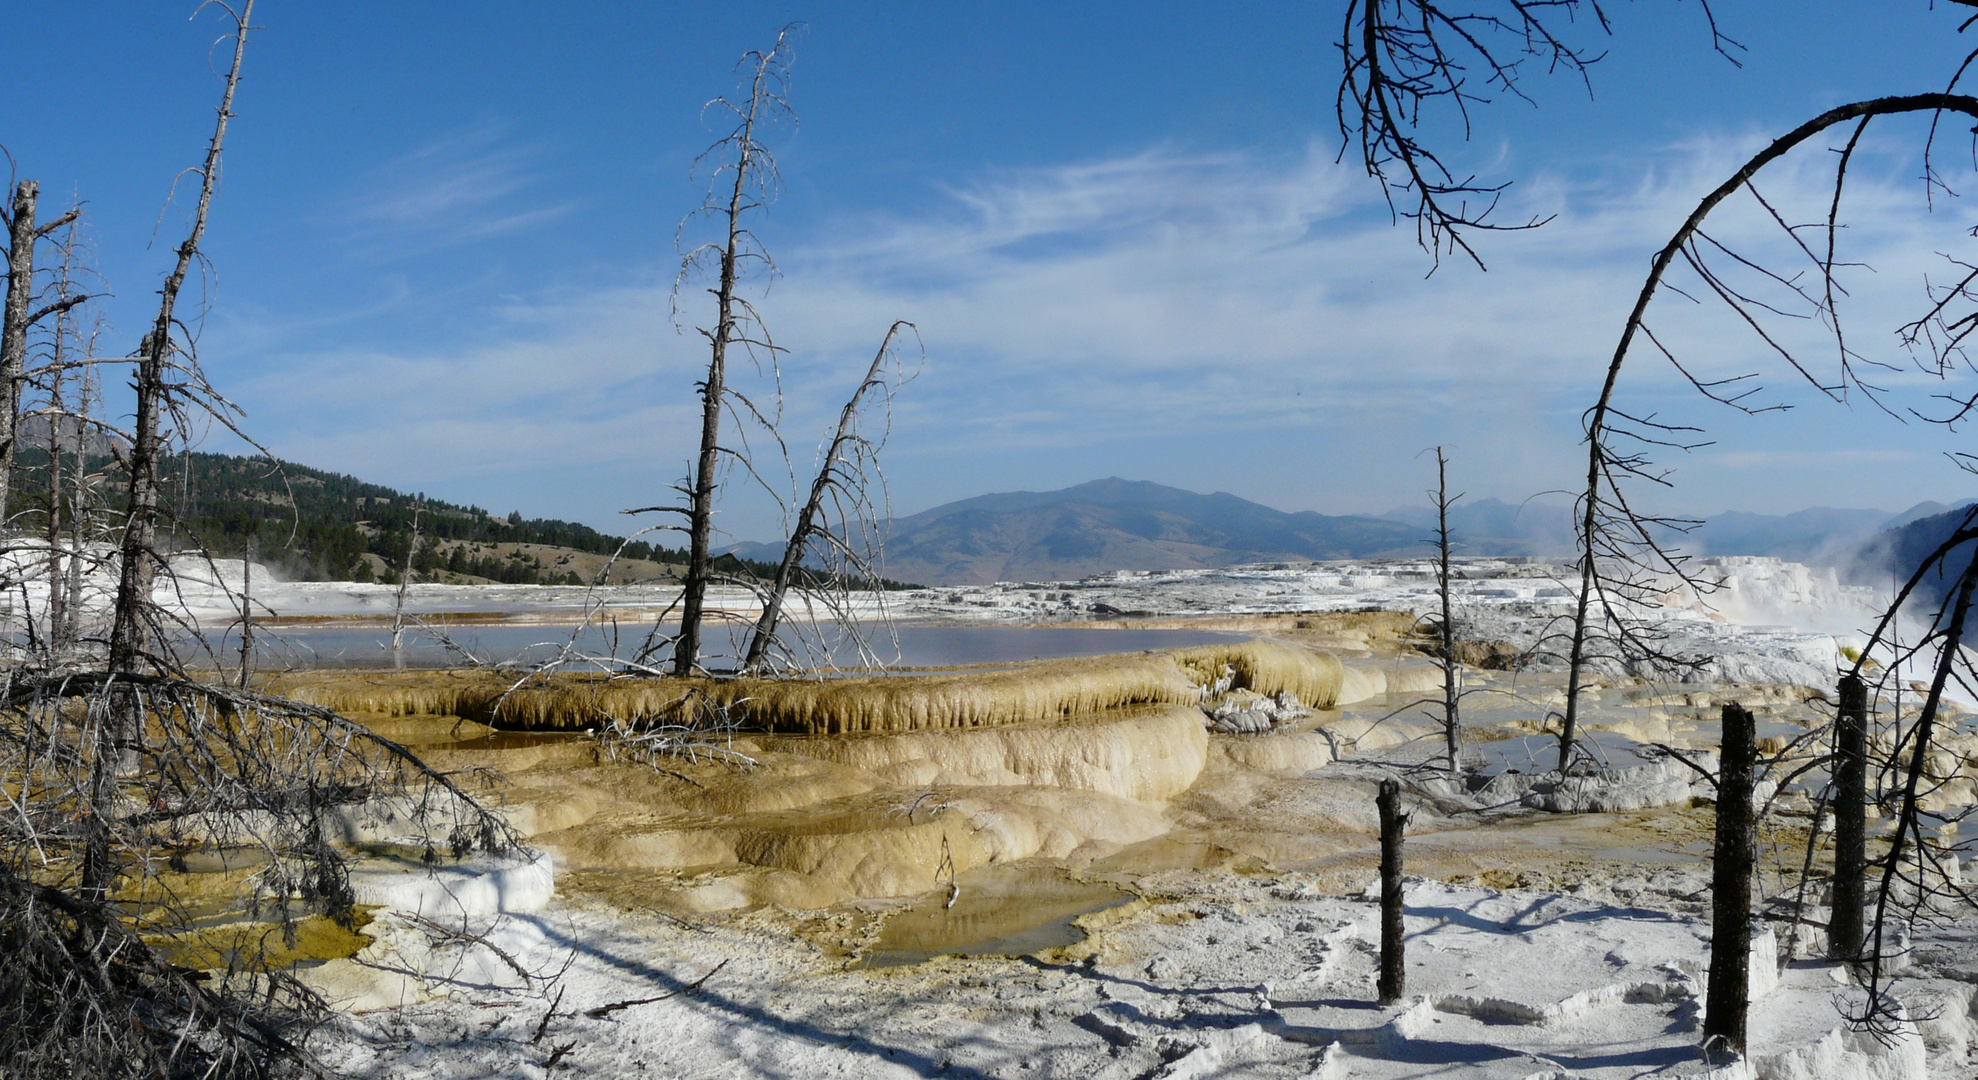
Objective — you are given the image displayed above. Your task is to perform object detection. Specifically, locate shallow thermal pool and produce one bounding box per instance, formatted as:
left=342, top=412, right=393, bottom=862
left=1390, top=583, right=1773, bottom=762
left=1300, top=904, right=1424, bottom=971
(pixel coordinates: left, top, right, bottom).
left=861, top=863, right=1134, bottom=968
left=176, top=622, right=1250, bottom=671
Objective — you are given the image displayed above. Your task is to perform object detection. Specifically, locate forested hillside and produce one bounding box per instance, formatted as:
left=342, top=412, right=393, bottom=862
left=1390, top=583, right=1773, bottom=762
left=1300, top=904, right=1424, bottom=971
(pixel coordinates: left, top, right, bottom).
left=162, top=452, right=687, bottom=583
left=5, top=450, right=805, bottom=586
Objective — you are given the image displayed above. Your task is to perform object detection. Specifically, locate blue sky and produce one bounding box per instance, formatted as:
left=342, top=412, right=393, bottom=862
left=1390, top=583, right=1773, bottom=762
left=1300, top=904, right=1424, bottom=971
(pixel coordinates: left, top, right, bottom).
left=11, top=2, right=1978, bottom=542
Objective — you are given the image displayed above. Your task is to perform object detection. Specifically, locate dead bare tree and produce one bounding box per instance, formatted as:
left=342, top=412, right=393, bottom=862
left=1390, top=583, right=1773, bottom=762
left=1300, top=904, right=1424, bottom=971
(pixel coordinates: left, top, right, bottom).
left=1556, top=84, right=1978, bottom=1034
left=1427, top=447, right=1463, bottom=771
left=1339, top=0, right=1736, bottom=270
left=652, top=27, right=798, bottom=678
left=18, top=209, right=107, bottom=662
left=501, top=29, right=912, bottom=733
left=1335, top=2, right=1978, bottom=1040
left=105, top=3, right=286, bottom=679
left=0, top=669, right=523, bottom=1080
left=0, top=180, right=99, bottom=666
left=739, top=321, right=918, bottom=674
left=107, top=6, right=247, bottom=672
left=0, top=8, right=535, bottom=1076
left=391, top=500, right=422, bottom=669
left=37, top=229, right=84, bottom=658
left=0, top=182, right=85, bottom=532
left=51, top=316, right=108, bottom=661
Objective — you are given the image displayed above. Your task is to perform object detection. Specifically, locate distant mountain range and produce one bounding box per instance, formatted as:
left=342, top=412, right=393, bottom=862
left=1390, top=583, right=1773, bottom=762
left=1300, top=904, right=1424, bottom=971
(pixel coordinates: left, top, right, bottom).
left=729, top=478, right=1429, bottom=586
left=1379, top=499, right=1901, bottom=564
left=20, top=449, right=1959, bottom=592
left=726, top=478, right=1969, bottom=586
left=1853, top=502, right=1978, bottom=608
left=118, top=453, right=1956, bottom=591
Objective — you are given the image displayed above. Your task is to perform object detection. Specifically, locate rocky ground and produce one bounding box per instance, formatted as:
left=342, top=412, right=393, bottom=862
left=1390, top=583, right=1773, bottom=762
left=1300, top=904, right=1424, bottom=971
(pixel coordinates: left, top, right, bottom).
left=306, top=821, right=1978, bottom=1080
left=286, top=663, right=1978, bottom=1079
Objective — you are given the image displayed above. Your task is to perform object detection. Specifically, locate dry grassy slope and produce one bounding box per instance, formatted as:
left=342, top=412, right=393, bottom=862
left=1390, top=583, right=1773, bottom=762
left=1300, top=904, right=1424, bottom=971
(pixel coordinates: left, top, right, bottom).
left=354, top=537, right=684, bottom=586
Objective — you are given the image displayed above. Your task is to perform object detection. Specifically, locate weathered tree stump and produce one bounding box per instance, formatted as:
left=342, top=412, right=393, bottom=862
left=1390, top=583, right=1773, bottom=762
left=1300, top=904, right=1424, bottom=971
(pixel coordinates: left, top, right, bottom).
left=1705, top=702, right=1757, bottom=1058
left=1377, top=777, right=1407, bottom=1005
left=1829, top=673, right=1867, bottom=962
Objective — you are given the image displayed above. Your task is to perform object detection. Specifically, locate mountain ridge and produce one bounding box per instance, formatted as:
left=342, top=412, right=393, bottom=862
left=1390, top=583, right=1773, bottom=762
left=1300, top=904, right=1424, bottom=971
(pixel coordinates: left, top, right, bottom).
left=731, top=477, right=1436, bottom=586
left=62, top=452, right=1954, bottom=591
left=729, top=476, right=1438, bottom=584
left=731, top=479, right=1951, bottom=586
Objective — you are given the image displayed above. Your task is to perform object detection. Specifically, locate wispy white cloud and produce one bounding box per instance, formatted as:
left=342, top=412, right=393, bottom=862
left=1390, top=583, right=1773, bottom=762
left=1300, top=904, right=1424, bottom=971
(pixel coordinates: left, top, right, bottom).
left=345, top=123, right=579, bottom=246
left=219, top=130, right=1978, bottom=535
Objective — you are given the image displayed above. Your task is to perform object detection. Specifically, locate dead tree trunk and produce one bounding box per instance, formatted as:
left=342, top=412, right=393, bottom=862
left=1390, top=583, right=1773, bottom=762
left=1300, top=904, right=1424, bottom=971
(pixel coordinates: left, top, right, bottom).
left=108, top=3, right=252, bottom=674
left=45, top=266, right=101, bottom=659
left=43, top=420, right=65, bottom=649
left=44, top=382, right=69, bottom=653
left=1559, top=558, right=1592, bottom=774
left=674, top=278, right=732, bottom=679
left=1704, top=701, right=1757, bottom=1059
left=110, top=325, right=166, bottom=672
left=0, top=181, right=34, bottom=531
left=1432, top=447, right=1461, bottom=772
left=741, top=321, right=910, bottom=673
left=391, top=501, right=421, bottom=669
left=1829, top=672, right=1867, bottom=962
left=59, top=354, right=92, bottom=653
left=672, top=32, right=793, bottom=678
left=237, top=537, right=254, bottom=688
left=3, top=182, right=84, bottom=561
left=2, top=183, right=83, bottom=549
left=1377, top=777, right=1408, bottom=1005
left=38, top=215, right=84, bottom=657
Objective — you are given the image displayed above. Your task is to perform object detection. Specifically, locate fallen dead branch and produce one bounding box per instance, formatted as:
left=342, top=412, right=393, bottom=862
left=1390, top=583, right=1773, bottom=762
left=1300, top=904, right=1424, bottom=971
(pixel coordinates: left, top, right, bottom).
left=582, top=958, right=730, bottom=1019
left=405, top=912, right=538, bottom=992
